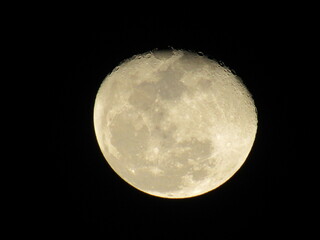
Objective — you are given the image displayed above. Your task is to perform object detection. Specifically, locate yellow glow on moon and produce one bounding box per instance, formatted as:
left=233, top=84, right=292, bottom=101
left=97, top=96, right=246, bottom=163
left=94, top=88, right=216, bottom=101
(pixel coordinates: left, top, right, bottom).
left=94, top=50, right=257, bottom=198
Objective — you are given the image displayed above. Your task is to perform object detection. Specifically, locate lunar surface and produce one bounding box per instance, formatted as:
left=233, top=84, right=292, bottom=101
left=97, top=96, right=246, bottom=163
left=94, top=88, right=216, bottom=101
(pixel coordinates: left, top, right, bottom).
left=94, top=49, right=257, bottom=198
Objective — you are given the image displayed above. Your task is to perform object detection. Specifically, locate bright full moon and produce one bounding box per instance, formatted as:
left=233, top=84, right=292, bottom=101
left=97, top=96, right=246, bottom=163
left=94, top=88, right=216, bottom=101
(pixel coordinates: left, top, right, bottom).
left=94, top=49, right=257, bottom=198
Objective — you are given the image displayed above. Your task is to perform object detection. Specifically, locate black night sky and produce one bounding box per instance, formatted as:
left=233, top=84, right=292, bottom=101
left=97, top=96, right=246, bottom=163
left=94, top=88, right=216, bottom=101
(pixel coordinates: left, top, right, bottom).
left=49, top=13, right=296, bottom=238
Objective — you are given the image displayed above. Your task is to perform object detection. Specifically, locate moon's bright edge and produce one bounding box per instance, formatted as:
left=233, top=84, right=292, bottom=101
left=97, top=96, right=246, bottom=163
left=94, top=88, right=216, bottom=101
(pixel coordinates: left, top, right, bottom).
left=94, top=49, right=257, bottom=199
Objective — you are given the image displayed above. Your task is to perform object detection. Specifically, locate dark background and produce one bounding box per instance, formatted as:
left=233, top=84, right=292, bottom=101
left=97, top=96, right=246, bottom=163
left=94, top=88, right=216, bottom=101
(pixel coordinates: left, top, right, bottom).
left=48, top=14, right=295, bottom=238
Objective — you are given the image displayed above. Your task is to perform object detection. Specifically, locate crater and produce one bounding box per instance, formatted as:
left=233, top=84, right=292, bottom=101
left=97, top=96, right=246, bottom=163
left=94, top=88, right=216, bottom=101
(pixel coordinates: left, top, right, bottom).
left=153, top=50, right=174, bottom=60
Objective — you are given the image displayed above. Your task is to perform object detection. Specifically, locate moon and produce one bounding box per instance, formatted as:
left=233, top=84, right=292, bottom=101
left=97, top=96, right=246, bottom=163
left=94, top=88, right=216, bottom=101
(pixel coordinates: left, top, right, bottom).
left=94, top=49, right=257, bottom=198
